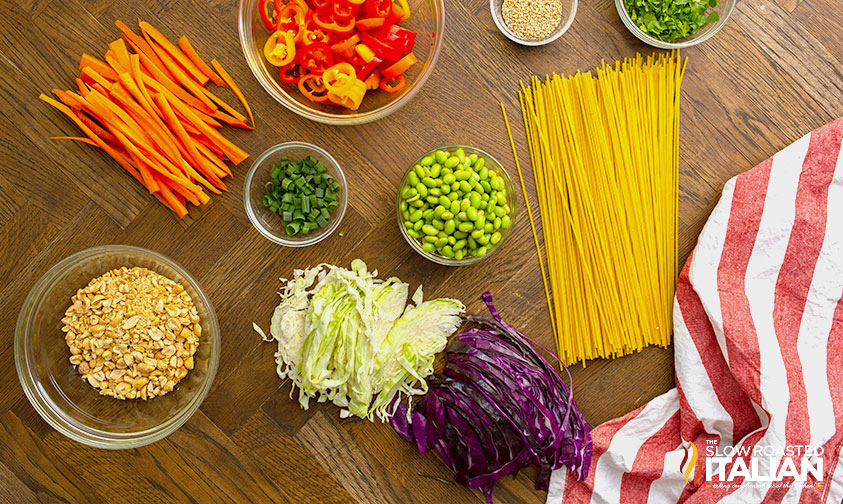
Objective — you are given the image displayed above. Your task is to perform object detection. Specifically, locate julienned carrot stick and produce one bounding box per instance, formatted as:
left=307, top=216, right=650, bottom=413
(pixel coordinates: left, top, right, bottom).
left=194, top=141, right=232, bottom=177
left=154, top=93, right=225, bottom=192
left=141, top=75, right=222, bottom=128
left=177, top=36, right=224, bottom=86
left=201, top=87, right=248, bottom=123
left=111, top=80, right=183, bottom=164
left=108, top=39, right=132, bottom=73
left=145, top=36, right=216, bottom=112
left=211, top=59, right=253, bottom=127
left=138, top=21, right=209, bottom=86
left=190, top=133, right=224, bottom=157
left=39, top=94, right=147, bottom=188
left=115, top=20, right=175, bottom=82
left=167, top=94, right=248, bottom=165
left=154, top=182, right=188, bottom=218
left=74, top=110, right=118, bottom=144
left=137, top=52, right=211, bottom=113
left=80, top=54, right=118, bottom=81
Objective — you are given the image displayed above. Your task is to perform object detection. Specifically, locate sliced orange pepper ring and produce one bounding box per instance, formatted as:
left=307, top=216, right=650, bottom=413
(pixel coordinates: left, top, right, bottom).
left=322, top=62, right=358, bottom=94
left=264, top=31, right=297, bottom=66
left=379, top=74, right=404, bottom=93
left=381, top=52, right=417, bottom=79
left=298, top=74, right=329, bottom=102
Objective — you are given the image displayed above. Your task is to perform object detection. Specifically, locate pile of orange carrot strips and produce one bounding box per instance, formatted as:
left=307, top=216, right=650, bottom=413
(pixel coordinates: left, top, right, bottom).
left=40, top=19, right=253, bottom=218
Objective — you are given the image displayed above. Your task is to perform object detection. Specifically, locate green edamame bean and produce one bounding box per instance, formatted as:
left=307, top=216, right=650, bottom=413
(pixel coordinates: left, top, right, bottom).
left=434, top=237, right=448, bottom=248
left=433, top=205, right=446, bottom=219
left=435, top=195, right=448, bottom=207
left=468, top=153, right=478, bottom=165
left=441, top=211, right=454, bottom=220
left=422, top=224, right=438, bottom=236
left=481, top=193, right=489, bottom=201
left=478, top=166, right=489, bottom=181
left=493, top=206, right=505, bottom=218
left=432, top=219, right=444, bottom=230
left=501, top=215, right=511, bottom=229
left=403, top=220, right=412, bottom=229
left=409, top=209, right=423, bottom=222
left=468, top=173, right=480, bottom=186
left=454, top=170, right=470, bottom=181
left=490, top=176, right=504, bottom=191
left=444, top=156, right=460, bottom=169
left=474, top=157, right=485, bottom=170
left=458, top=222, right=474, bottom=233
left=453, top=239, right=466, bottom=250
left=442, top=173, right=456, bottom=185
left=430, top=164, right=442, bottom=178
left=461, top=157, right=472, bottom=169
left=414, top=220, right=424, bottom=232
left=460, top=199, right=471, bottom=212
left=407, top=229, right=420, bottom=239
left=400, top=201, right=408, bottom=212
left=414, top=165, right=429, bottom=178
left=416, top=183, right=428, bottom=197
left=455, top=148, right=465, bottom=160
left=429, top=188, right=441, bottom=197
left=452, top=181, right=460, bottom=192
left=496, top=192, right=506, bottom=205
left=441, top=167, right=453, bottom=176
left=490, top=232, right=501, bottom=244
left=407, top=172, right=419, bottom=187
left=444, top=219, right=456, bottom=234
left=476, top=234, right=490, bottom=246
left=459, top=180, right=472, bottom=193
left=479, top=201, right=488, bottom=211
left=448, top=192, right=459, bottom=202
left=410, top=199, right=425, bottom=208
left=457, top=211, right=468, bottom=221
left=455, top=249, right=465, bottom=260
left=423, top=209, right=435, bottom=220
left=467, top=237, right=477, bottom=249
left=454, top=231, right=468, bottom=239
left=480, top=180, right=491, bottom=193
left=441, top=246, right=455, bottom=258
left=466, top=207, right=478, bottom=221
left=440, top=184, right=450, bottom=195
left=471, top=229, right=484, bottom=239
left=484, top=223, right=494, bottom=233
left=449, top=201, right=460, bottom=214
left=402, top=210, right=410, bottom=221
left=475, top=217, right=485, bottom=230
left=420, top=155, right=434, bottom=167
left=422, top=242, right=435, bottom=253
left=424, top=235, right=437, bottom=243
left=469, top=192, right=481, bottom=208
left=435, top=150, right=448, bottom=164
left=422, top=177, right=437, bottom=188
left=476, top=246, right=488, bottom=257
left=402, top=186, right=417, bottom=199
left=494, top=217, right=502, bottom=229
left=502, top=204, right=511, bottom=214
left=426, top=196, right=438, bottom=205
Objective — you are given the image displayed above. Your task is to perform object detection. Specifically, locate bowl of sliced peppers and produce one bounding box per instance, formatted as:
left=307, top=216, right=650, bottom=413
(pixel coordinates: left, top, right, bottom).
left=238, top=0, right=444, bottom=124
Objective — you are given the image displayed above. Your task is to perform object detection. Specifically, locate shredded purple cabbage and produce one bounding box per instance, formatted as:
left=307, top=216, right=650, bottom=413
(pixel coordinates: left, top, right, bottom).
left=391, top=292, right=592, bottom=503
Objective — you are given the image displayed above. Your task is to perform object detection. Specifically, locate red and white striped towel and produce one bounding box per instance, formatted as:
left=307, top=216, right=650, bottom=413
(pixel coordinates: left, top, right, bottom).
left=548, top=117, right=843, bottom=504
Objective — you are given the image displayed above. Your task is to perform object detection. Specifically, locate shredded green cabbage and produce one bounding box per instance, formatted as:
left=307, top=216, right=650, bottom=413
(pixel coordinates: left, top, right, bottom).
left=254, top=260, right=464, bottom=421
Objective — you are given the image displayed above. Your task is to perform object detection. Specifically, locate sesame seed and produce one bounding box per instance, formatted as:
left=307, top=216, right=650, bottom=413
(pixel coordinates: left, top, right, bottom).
left=501, top=0, right=563, bottom=41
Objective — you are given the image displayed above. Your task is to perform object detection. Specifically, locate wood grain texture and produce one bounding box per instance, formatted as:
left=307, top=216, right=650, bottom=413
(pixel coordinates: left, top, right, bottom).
left=1, top=0, right=840, bottom=502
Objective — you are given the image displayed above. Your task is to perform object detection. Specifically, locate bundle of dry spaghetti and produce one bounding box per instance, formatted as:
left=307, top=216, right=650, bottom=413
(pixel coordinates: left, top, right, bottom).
left=512, top=52, right=685, bottom=365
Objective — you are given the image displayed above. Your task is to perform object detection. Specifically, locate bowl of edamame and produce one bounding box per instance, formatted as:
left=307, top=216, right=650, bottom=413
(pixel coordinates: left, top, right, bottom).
left=397, top=146, right=516, bottom=266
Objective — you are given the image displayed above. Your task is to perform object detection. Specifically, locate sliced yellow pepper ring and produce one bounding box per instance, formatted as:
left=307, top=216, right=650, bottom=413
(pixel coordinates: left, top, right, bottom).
left=322, top=62, right=358, bottom=94
left=328, top=79, right=366, bottom=110
left=355, top=43, right=376, bottom=63
left=263, top=31, right=296, bottom=67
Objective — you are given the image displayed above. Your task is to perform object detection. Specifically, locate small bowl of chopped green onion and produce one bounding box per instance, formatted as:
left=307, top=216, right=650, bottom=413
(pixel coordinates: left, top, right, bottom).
left=244, top=142, right=347, bottom=247
left=397, top=146, right=516, bottom=266
left=615, top=0, right=735, bottom=48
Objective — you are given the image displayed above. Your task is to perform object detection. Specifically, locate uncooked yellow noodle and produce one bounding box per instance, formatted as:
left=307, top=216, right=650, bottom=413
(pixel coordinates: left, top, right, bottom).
left=505, top=52, right=685, bottom=365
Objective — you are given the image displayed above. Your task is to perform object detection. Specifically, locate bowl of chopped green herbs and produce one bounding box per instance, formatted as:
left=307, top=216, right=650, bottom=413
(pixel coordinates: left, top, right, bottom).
left=244, top=142, right=347, bottom=247
left=616, top=0, right=735, bottom=48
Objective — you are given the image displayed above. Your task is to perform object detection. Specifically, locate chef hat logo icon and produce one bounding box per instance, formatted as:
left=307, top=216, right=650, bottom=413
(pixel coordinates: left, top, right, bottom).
left=680, top=441, right=700, bottom=485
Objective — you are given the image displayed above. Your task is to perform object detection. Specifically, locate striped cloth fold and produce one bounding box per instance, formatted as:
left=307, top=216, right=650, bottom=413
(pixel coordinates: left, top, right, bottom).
left=548, top=117, right=843, bottom=504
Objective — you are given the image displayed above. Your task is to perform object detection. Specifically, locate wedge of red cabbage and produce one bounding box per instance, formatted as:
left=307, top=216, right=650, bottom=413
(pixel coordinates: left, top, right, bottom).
left=391, top=292, right=592, bottom=503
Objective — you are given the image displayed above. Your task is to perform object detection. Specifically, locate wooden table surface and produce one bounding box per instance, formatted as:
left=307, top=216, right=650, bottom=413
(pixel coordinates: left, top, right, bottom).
left=1, top=0, right=841, bottom=501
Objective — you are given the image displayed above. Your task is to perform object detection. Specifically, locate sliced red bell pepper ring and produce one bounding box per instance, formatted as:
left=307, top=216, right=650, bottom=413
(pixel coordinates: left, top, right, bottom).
left=381, top=52, right=416, bottom=79
left=379, top=74, right=404, bottom=93
left=358, top=31, right=403, bottom=61
left=365, top=0, right=392, bottom=18
left=277, top=3, right=307, bottom=42
left=371, top=24, right=417, bottom=53
left=264, top=31, right=297, bottom=66
left=297, top=41, right=335, bottom=75
left=355, top=55, right=382, bottom=79
left=298, top=74, right=329, bottom=102
left=312, top=10, right=356, bottom=33
left=332, top=0, right=362, bottom=20
left=279, top=61, right=302, bottom=83
left=259, top=0, right=279, bottom=31
left=356, top=17, right=386, bottom=30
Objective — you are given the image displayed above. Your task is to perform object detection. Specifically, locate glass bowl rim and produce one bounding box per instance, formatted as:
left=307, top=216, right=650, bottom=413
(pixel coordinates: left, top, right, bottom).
left=237, top=0, right=446, bottom=125
left=396, top=144, right=517, bottom=266
left=613, top=0, right=735, bottom=48
left=243, top=141, right=348, bottom=247
left=490, top=0, right=578, bottom=47
left=14, top=244, right=221, bottom=449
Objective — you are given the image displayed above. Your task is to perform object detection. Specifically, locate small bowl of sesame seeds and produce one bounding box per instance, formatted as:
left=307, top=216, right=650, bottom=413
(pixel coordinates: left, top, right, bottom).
left=491, top=0, right=577, bottom=46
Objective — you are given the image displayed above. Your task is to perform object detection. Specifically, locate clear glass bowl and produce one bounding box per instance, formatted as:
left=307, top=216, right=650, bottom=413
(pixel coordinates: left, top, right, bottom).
left=15, top=245, right=220, bottom=449
left=238, top=0, right=445, bottom=125
left=615, top=0, right=735, bottom=48
left=490, top=0, right=577, bottom=46
left=396, top=145, right=517, bottom=266
left=244, top=142, right=348, bottom=247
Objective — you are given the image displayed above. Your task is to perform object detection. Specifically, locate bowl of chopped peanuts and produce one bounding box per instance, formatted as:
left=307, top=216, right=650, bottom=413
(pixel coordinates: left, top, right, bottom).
left=15, top=245, right=220, bottom=449
left=490, top=0, right=577, bottom=46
